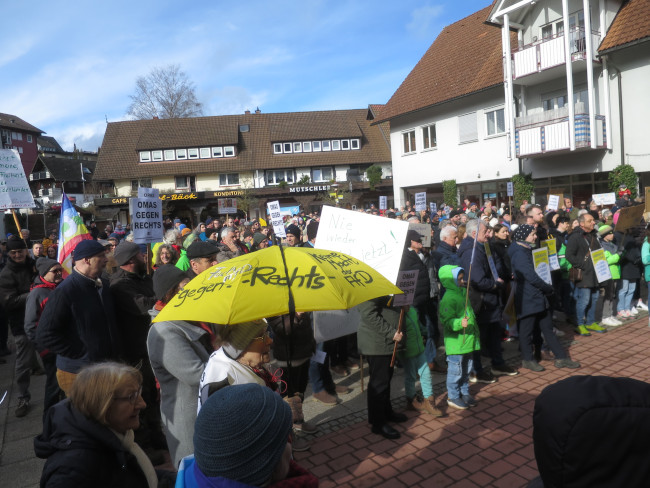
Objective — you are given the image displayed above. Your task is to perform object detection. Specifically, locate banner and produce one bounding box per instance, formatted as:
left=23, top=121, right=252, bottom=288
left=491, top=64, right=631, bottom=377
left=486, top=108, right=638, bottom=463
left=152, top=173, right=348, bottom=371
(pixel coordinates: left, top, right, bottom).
left=58, top=194, right=92, bottom=275
left=541, top=239, right=560, bottom=271
left=392, top=269, right=419, bottom=307
left=218, top=198, right=237, bottom=214
left=130, top=189, right=163, bottom=244
left=414, top=192, right=427, bottom=211
left=532, top=247, right=552, bottom=285
left=409, top=223, right=431, bottom=247
left=592, top=192, right=616, bottom=206
left=0, top=149, right=35, bottom=209
left=591, top=248, right=612, bottom=283
left=507, top=181, right=514, bottom=197
left=379, top=196, right=387, bottom=210
left=547, top=195, right=560, bottom=211
left=316, top=205, right=409, bottom=283
left=267, top=201, right=286, bottom=238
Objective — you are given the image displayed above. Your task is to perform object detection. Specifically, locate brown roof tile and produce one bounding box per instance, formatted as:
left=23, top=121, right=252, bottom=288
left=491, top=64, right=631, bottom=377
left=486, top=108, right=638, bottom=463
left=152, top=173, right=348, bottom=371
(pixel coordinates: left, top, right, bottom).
left=94, top=109, right=391, bottom=181
left=599, top=0, right=650, bottom=52
left=374, top=5, right=515, bottom=123
left=0, top=113, right=43, bottom=134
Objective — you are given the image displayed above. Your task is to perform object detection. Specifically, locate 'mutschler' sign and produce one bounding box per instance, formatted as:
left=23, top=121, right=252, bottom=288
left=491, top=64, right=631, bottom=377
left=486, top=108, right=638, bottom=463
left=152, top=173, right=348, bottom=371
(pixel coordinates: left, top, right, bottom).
left=130, top=188, right=164, bottom=244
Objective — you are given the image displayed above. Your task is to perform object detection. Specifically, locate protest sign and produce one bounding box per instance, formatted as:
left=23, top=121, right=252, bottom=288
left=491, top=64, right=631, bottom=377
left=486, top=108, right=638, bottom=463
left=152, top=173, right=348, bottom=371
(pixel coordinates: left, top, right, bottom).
left=129, top=190, right=163, bottom=244
left=316, top=205, right=409, bottom=283
left=614, top=205, right=644, bottom=233
left=379, top=196, right=387, bottom=210
left=541, top=239, right=560, bottom=271
left=532, top=247, right=552, bottom=285
left=267, top=201, right=286, bottom=238
left=392, top=269, right=419, bottom=307
left=409, top=223, right=431, bottom=247
left=313, top=307, right=361, bottom=343
left=414, top=192, right=426, bottom=211
left=591, top=249, right=612, bottom=283
left=547, top=195, right=560, bottom=211
left=430, top=202, right=437, bottom=214
left=0, top=149, right=35, bottom=209
left=592, top=192, right=616, bottom=206
left=507, top=181, right=514, bottom=197
left=138, top=187, right=159, bottom=199
left=218, top=198, right=237, bottom=214
left=484, top=242, right=500, bottom=282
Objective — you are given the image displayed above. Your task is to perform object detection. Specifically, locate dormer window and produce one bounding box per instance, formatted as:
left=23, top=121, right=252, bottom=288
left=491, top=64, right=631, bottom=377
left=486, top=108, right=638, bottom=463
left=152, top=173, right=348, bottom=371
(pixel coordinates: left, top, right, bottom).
left=139, top=151, right=151, bottom=162
left=152, top=150, right=163, bottom=161
left=188, top=148, right=199, bottom=159
left=164, top=150, right=175, bottom=160
left=176, top=149, right=187, bottom=160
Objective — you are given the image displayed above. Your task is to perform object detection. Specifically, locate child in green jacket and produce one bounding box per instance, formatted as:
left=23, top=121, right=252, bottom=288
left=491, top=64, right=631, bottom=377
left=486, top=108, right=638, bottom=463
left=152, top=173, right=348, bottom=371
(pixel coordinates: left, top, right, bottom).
left=439, top=265, right=480, bottom=410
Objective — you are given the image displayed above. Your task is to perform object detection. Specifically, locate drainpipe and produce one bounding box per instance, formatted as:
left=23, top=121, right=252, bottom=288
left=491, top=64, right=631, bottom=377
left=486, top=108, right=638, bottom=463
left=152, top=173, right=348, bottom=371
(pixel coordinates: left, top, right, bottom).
left=504, top=14, right=516, bottom=161
left=583, top=0, right=596, bottom=148
left=562, top=0, right=576, bottom=150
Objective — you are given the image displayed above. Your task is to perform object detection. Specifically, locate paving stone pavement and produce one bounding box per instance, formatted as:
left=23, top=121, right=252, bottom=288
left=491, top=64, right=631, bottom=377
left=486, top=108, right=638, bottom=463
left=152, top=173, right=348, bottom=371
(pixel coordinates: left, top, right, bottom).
left=1, top=313, right=648, bottom=487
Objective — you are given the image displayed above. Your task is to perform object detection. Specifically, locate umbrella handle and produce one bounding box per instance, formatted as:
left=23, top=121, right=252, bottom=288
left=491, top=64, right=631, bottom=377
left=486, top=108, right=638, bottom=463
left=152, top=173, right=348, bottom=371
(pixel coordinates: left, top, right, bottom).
left=390, top=306, right=406, bottom=367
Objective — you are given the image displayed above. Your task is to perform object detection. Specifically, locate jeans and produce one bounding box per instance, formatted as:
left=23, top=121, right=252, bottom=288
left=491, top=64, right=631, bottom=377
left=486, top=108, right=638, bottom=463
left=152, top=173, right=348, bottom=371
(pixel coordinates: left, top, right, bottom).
left=617, top=279, right=637, bottom=312
left=446, top=354, right=472, bottom=401
left=402, top=352, right=432, bottom=399
left=575, top=287, right=599, bottom=325
left=309, top=342, right=335, bottom=394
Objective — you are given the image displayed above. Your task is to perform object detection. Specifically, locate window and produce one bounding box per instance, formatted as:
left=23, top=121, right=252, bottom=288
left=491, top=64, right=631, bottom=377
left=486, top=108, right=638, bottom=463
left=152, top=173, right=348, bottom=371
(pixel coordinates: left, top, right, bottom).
left=176, top=149, right=187, bottom=160
left=188, top=148, right=199, bottom=159
left=12, top=132, right=22, bottom=141
left=164, top=149, right=175, bottom=160
left=422, top=125, right=437, bottom=149
left=152, top=150, right=163, bottom=161
left=402, top=130, right=416, bottom=154
left=224, top=146, right=235, bottom=157
left=485, top=109, right=505, bottom=136
left=458, top=113, right=478, bottom=144
left=322, top=140, right=331, bottom=151
left=18, top=147, right=23, bottom=154
left=273, top=143, right=283, bottom=154
left=341, top=140, right=350, bottom=150
left=312, top=141, right=321, bottom=152
left=212, top=147, right=223, bottom=158
left=543, top=95, right=567, bottom=111
left=131, top=178, right=152, bottom=191
left=283, top=142, right=292, bottom=153
left=219, top=173, right=240, bottom=186
left=200, top=147, right=211, bottom=158
left=293, top=142, right=302, bottom=153
left=239, top=124, right=250, bottom=132
left=331, top=140, right=341, bottom=151
left=139, top=151, right=151, bottom=162
left=312, top=167, right=333, bottom=182
left=26, top=135, right=32, bottom=143
left=267, top=170, right=294, bottom=185
left=175, top=176, right=191, bottom=190
left=350, top=139, right=360, bottom=150
left=303, top=141, right=312, bottom=152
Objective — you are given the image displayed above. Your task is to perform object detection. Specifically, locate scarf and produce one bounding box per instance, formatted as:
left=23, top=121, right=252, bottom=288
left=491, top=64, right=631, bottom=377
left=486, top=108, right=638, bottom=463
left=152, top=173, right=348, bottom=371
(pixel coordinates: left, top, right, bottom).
left=111, top=429, right=158, bottom=488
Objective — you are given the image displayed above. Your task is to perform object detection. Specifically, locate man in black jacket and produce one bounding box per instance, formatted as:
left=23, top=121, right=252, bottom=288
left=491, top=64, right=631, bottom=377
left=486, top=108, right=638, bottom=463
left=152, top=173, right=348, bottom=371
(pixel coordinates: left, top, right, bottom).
left=0, top=236, right=38, bottom=417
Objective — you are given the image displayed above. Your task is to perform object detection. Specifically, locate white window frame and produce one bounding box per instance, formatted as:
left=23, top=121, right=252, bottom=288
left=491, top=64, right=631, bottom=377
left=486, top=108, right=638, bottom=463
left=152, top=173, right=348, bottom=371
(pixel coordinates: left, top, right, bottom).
left=219, top=173, right=240, bottom=186
left=293, top=142, right=302, bottom=153
left=273, top=143, right=282, bottom=154
left=402, top=129, right=416, bottom=154
left=224, top=146, right=235, bottom=157
left=458, top=112, right=478, bottom=144
left=422, top=124, right=437, bottom=150
left=26, top=134, right=32, bottom=143
left=188, top=148, right=199, bottom=159
left=175, top=176, right=191, bottom=190
left=12, top=132, right=22, bottom=141
left=350, top=139, right=360, bottom=150
left=331, top=140, right=341, bottom=151
left=152, top=150, right=163, bottom=161
left=139, top=151, right=151, bottom=162
left=176, top=149, right=187, bottom=160
left=283, top=142, right=292, bottom=153
left=322, top=140, right=331, bottom=152
left=341, top=140, right=350, bottom=150
left=18, top=147, right=23, bottom=154
left=312, top=141, right=321, bottom=152
left=312, top=167, right=334, bottom=182
left=164, top=149, right=175, bottom=161
left=485, top=107, right=506, bottom=137
left=302, top=141, right=312, bottom=152
left=266, top=169, right=295, bottom=185
left=212, top=147, right=223, bottom=158
left=200, top=147, right=211, bottom=158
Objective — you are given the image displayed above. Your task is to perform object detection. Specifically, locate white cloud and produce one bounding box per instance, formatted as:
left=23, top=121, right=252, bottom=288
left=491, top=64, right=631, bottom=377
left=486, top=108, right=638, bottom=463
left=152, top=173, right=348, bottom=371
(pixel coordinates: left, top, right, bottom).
left=407, top=4, right=445, bottom=39
left=53, top=120, right=107, bottom=152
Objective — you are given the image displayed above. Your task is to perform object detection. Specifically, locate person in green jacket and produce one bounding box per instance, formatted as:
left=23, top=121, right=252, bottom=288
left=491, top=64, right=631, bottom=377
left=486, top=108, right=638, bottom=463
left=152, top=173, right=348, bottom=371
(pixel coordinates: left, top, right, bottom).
left=175, top=248, right=191, bottom=271
left=439, top=265, right=480, bottom=410
left=398, top=307, right=443, bottom=417
left=598, top=225, right=622, bottom=327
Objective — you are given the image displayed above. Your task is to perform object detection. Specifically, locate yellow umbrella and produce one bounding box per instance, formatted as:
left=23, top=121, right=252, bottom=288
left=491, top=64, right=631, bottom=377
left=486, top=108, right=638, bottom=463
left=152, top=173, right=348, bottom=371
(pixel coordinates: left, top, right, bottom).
left=152, top=246, right=402, bottom=324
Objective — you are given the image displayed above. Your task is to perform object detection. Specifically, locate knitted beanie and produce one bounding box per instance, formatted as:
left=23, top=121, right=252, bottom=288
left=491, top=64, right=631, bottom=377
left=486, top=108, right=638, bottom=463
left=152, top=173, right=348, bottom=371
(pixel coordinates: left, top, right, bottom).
left=6, top=236, right=27, bottom=251
left=285, top=224, right=301, bottom=239
left=73, top=239, right=106, bottom=260
left=193, top=383, right=292, bottom=485
left=153, top=264, right=187, bottom=300
left=36, top=258, right=59, bottom=277
left=513, top=224, right=535, bottom=242
left=221, top=320, right=268, bottom=359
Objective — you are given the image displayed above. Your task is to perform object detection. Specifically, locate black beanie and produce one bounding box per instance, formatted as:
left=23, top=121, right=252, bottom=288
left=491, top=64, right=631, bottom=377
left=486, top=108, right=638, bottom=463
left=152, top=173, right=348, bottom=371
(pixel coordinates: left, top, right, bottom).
left=153, top=264, right=187, bottom=301
left=6, top=236, right=27, bottom=251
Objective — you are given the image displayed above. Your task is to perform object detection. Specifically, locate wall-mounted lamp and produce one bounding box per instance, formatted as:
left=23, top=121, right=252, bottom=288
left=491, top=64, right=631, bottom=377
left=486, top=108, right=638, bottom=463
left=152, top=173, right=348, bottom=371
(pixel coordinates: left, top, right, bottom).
left=477, top=173, right=481, bottom=179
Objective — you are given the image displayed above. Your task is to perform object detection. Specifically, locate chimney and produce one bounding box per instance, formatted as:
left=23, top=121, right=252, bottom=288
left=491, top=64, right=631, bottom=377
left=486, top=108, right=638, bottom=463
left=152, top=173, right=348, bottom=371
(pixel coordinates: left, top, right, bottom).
left=153, top=116, right=159, bottom=120
left=255, top=107, right=261, bottom=114
left=245, top=110, right=251, bottom=115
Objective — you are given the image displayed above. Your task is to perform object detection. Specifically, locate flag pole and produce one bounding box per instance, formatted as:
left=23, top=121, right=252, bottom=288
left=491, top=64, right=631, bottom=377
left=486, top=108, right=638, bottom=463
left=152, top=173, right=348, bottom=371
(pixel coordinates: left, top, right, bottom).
left=11, top=209, right=28, bottom=247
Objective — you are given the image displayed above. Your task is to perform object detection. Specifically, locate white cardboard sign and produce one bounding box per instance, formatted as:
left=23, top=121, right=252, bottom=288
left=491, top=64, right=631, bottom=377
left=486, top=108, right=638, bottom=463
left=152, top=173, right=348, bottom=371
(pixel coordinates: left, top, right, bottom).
left=592, top=193, right=616, bottom=206
left=0, top=149, right=35, bottom=209
left=547, top=195, right=560, bottom=211
left=379, top=196, right=387, bottom=210
left=267, top=201, right=286, bottom=238
left=129, top=197, right=163, bottom=244
left=414, top=192, right=427, bottom=211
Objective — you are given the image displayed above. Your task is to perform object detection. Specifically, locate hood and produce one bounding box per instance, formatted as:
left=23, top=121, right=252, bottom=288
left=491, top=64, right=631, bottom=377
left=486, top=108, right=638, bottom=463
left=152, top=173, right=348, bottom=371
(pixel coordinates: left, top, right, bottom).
left=439, top=265, right=464, bottom=291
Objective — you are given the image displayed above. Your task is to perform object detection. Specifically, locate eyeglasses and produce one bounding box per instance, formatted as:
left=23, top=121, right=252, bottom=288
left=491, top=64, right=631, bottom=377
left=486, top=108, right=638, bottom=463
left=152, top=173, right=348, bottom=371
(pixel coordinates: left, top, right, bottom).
left=48, top=268, right=64, bottom=274
left=113, top=386, right=143, bottom=405
left=252, top=332, right=270, bottom=342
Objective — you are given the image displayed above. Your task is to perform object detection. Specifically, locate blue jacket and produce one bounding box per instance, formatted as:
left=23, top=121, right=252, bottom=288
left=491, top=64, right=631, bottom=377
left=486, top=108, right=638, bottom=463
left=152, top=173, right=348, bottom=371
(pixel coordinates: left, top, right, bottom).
left=508, top=242, right=554, bottom=319
left=457, top=237, right=501, bottom=323
left=432, top=240, right=459, bottom=270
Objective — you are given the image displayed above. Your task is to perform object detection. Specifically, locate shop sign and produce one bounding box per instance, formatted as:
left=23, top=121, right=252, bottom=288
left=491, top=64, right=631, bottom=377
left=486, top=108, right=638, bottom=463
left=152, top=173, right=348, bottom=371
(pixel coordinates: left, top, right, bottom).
left=289, top=185, right=331, bottom=193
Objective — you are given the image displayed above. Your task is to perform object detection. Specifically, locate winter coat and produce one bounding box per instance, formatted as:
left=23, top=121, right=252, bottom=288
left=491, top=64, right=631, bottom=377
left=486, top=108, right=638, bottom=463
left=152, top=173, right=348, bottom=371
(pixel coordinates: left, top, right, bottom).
left=432, top=240, right=459, bottom=270
left=600, top=239, right=621, bottom=281
left=399, top=248, right=431, bottom=308
left=533, top=376, right=650, bottom=488
left=147, top=310, right=212, bottom=467
left=34, top=400, right=173, bottom=488
left=438, top=265, right=479, bottom=356
left=36, top=269, right=122, bottom=374
left=267, top=313, right=315, bottom=362
left=614, top=231, right=641, bottom=281
left=508, top=242, right=554, bottom=319
left=457, top=237, right=502, bottom=323
left=109, top=269, right=157, bottom=365
left=24, top=276, right=58, bottom=356
left=176, top=249, right=191, bottom=272
left=397, top=307, right=425, bottom=359
left=565, top=228, right=601, bottom=288
left=0, top=256, right=37, bottom=336
left=489, top=237, right=511, bottom=280
left=357, top=296, right=402, bottom=356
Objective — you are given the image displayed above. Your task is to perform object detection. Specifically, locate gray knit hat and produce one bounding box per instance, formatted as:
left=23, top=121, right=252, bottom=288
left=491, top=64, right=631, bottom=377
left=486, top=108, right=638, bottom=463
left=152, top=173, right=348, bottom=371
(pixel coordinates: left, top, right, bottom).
left=36, top=258, right=59, bottom=277
left=221, top=320, right=268, bottom=359
left=193, top=383, right=292, bottom=485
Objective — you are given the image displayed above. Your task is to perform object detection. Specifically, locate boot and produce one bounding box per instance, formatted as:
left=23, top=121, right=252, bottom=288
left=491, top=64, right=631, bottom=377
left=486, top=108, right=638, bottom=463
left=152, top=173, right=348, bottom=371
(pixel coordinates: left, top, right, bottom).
left=285, top=394, right=318, bottom=434
left=406, top=395, right=425, bottom=412
left=424, top=396, right=444, bottom=417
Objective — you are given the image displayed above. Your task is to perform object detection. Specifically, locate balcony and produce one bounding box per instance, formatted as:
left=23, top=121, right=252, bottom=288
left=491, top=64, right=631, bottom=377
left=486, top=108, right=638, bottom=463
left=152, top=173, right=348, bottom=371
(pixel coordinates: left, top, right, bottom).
left=515, top=109, right=606, bottom=157
left=512, top=28, right=600, bottom=83
left=30, top=171, right=52, bottom=181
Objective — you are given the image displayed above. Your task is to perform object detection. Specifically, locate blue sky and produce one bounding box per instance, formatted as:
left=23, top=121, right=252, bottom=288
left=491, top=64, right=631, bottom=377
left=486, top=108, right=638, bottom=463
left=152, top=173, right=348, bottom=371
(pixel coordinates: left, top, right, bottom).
left=1, top=0, right=490, bottom=152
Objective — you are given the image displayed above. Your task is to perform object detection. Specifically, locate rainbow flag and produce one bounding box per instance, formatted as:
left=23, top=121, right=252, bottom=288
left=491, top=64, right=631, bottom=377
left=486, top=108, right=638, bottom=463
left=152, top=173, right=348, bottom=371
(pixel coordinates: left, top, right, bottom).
left=58, top=194, right=91, bottom=275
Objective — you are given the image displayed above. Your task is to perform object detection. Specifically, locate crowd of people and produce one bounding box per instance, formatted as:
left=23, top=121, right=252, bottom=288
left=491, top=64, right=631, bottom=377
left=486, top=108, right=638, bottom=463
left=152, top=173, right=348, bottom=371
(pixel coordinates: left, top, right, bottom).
left=0, top=182, right=647, bottom=485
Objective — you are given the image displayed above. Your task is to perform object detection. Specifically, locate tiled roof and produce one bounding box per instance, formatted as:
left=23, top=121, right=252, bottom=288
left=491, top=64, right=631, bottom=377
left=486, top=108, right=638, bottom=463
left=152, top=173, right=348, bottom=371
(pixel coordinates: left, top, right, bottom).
left=40, top=156, right=97, bottom=182
left=37, top=136, right=64, bottom=153
left=0, top=113, right=43, bottom=134
left=599, top=0, right=650, bottom=53
left=374, top=5, right=515, bottom=123
left=94, top=109, right=391, bottom=181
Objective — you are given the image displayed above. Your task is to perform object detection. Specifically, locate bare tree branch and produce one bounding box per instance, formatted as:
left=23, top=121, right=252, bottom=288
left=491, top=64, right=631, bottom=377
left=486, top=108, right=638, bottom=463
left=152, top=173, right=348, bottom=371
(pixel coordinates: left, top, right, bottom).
left=126, top=64, right=204, bottom=119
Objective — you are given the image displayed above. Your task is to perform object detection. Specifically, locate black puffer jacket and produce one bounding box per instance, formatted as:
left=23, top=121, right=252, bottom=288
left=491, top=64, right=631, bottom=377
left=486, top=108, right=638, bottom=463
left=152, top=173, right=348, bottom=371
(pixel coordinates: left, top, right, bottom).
left=533, top=376, right=650, bottom=488
left=35, top=400, right=174, bottom=488
left=0, top=256, right=37, bottom=336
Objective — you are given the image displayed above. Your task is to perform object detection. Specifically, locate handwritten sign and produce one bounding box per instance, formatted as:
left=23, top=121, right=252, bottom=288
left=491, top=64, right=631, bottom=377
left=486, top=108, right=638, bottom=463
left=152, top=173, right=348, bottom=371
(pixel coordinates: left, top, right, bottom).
left=547, top=195, right=560, bottom=211
left=313, top=307, right=361, bottom=343
left=591, top=248, right=612, bottom=283
left=592, top=192, right=616, bottom=206
left=0, top=149, right=35, bottom=209
left=267, top=201, right=286, bottom=238
left=614, top=205, right=644, bottom=233
left=379, top=196, right=387, bottom=210
left=393, top=269, right=419, bottom=306
left=129, top=194, right=163, bottom=244
left=218, top=198, right=237, bottom=214
left=409, top=223, right=431, bottom=247
left=541, top=239, right=560, bottom=271
left=430, top=202, right=437, bottom=214
left=316, top=205, right=409, bottom=283
left=532, top=247, right=552, bottom=285
left=415, top=192, right=427, bottom=212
